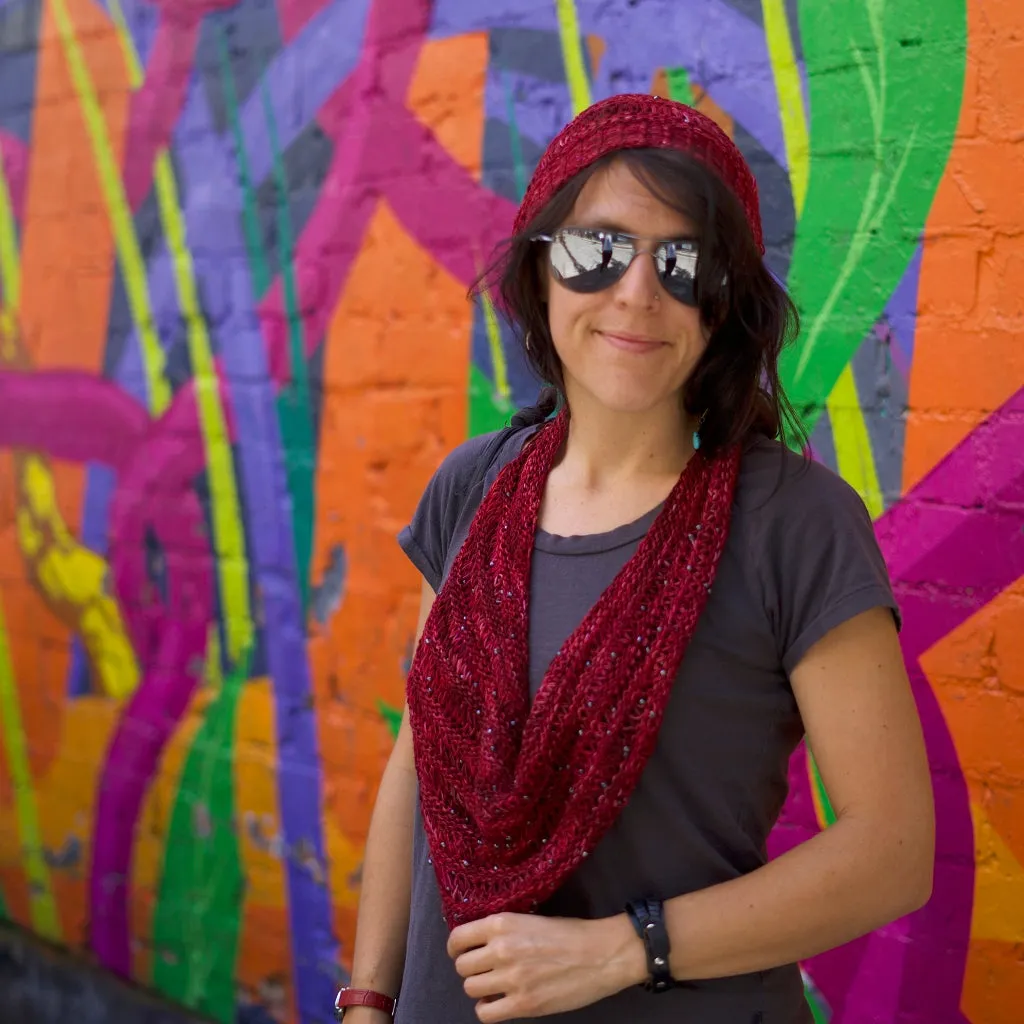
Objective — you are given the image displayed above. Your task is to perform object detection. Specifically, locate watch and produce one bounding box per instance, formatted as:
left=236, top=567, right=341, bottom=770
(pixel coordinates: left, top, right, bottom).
left=334, top=987, right=397, bottom=1020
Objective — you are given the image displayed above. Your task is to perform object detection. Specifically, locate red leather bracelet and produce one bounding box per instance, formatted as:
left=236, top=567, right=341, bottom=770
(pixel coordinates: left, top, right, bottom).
left=334, top=987, right=397, bottom=1019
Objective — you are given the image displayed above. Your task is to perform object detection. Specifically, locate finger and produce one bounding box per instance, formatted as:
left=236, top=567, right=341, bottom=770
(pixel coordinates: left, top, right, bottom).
left=453, top=944, right=496, bottom=979
left=475, top=995, right=519, bottom=1024
left=463, top=968, right=507, bottom=1001
left=447, top=913, right=506, bottom=958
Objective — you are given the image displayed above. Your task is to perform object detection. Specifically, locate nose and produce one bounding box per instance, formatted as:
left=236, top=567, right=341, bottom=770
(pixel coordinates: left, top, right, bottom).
left=611, top=248, right=662, bottom=311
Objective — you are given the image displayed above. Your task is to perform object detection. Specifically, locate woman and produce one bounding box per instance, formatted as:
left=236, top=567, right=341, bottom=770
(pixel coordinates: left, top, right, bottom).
left=334, top=94, right=934, bottom=1024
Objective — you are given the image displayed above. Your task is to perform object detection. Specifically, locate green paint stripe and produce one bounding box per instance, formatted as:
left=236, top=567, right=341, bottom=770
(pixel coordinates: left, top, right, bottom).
left=377, top=699, right=403, bottom=741
left=762, top=0, right=884, bottom=514
left=0, top=600, right=62, bottom=940
left=808, top=748, right=837, bottom=827
left=217, top=31, right=271, bottom=298
left=469, top=361, right=514, bottom=438
left=152, top=635, right=249, bottom=1023
left=665, top=67, right=692, bottom=105
left=498, top=67, right=527, bottom=202
left=262, top=80, right=316, bottom=610
left=109, top=0, right=254, bottom=662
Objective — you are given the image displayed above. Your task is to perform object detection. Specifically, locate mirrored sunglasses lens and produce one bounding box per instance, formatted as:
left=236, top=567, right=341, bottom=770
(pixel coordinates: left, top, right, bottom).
left=549, top=232, right=630, bottom=293
left=656, top=243, right=699, bottom=306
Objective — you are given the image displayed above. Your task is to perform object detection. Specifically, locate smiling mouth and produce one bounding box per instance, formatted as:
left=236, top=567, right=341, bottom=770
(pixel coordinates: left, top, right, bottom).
left=598, top=331, right=667, bottom=354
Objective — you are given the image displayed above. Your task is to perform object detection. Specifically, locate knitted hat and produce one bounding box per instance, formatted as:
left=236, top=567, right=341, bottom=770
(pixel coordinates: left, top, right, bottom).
left=512, top=93, right=765, bottom=255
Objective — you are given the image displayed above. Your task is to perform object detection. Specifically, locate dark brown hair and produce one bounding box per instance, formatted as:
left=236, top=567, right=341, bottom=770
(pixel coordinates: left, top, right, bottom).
left=474, top=147, right=806, bottom=455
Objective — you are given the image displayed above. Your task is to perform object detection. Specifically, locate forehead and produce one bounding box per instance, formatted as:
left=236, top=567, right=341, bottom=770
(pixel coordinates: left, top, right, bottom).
left=566, top=159, right=696, bottom=239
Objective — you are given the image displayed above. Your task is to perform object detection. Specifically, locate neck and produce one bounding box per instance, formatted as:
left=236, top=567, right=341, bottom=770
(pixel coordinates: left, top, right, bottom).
left=556, top=389, right=698, bottom=492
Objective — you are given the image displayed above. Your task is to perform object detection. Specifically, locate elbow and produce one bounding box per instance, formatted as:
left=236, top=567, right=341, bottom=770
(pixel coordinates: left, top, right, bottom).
left=899, top=853, right=933, bottom=916
left=889, top=825, right=935, bottom=919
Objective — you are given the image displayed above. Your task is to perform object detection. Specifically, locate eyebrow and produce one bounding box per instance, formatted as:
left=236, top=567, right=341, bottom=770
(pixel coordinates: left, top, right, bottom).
left=577, top=220, right=699, bottom=243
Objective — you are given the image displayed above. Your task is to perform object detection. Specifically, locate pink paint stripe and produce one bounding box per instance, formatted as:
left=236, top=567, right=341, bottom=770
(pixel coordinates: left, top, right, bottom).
left=877, top=385, right=1024, bottom=661
left=0, top=130, right=26, bottom=223
left=0, top=370, right=148, bottom=467
left=385, top=106, right=518, bottom=284
left=276, top=0, right=332, bottom=42
left=765, top=395, right=1024, bottom=1021
left=91, top=380, right=220, bottom=974
left=122, top=17, right=201, bottom=211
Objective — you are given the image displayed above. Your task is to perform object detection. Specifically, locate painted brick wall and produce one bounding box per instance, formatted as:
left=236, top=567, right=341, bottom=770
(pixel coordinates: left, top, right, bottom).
left=0, top=1, right=1022, bottom=1023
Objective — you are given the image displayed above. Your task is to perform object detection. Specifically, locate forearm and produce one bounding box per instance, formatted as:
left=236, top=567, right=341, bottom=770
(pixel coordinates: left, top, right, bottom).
left=348, top=751, right=418, bottom=996
left=606, top=815, right=933, bottom=986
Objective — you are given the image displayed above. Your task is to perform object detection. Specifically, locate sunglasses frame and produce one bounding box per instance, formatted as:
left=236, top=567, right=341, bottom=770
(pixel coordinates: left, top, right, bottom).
left=531, top=227, right=701, bottom=306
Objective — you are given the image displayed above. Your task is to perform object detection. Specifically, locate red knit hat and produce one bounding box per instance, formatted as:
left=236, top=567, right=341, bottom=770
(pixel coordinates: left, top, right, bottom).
left=512, top=93, right=765, bottom=255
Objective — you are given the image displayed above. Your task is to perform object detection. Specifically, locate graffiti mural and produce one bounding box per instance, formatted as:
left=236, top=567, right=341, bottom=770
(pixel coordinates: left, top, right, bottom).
left=0, top=0, right=1021, bottom=1021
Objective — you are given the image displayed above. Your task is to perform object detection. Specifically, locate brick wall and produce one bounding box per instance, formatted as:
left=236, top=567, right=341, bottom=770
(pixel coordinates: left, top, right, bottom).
left=0, top=1, right=1021, bottom=1022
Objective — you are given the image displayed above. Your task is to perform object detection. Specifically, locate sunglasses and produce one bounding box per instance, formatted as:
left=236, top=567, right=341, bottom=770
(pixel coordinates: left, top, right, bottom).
left=532, top=227, right=700, bottom=307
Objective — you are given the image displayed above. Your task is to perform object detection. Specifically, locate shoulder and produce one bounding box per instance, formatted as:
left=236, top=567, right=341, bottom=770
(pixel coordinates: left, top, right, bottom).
left=424, top=425, right=534, bottom=504
left=735, top=435, right=870, bottom=527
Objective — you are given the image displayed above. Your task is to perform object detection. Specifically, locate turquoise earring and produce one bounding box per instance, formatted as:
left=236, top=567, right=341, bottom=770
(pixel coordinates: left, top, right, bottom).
left=692, top=411, right=708, bottom=451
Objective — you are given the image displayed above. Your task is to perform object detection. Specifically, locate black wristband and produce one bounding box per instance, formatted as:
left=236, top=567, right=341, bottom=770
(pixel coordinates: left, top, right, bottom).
left=625, top=898, right=676, bottom=993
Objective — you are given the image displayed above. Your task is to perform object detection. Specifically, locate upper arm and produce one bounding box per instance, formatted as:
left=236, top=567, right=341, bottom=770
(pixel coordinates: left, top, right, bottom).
left=789, top=608, right=934, bottom=898
left=392, top=576, right=436, bottom=769
left=758, top=458, right=932, bottom=892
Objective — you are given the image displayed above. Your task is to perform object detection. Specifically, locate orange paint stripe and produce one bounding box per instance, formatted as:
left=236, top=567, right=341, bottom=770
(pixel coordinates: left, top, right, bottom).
left=406, top=34, right=488, bottom=182
left=309, top=200, right=471, bottom=963
left=903, top=0, right=1024, bottom=491
left=0, top=0, right=130, bottom=938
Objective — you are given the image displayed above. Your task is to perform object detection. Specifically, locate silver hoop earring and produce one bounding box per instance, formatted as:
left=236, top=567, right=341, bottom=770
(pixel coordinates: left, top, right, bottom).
left=524, top=331, right=533, bottom=354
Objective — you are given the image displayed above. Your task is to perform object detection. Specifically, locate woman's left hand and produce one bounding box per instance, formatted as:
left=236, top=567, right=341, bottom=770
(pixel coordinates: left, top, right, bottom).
left=447, top=911, right=643, bottom=1021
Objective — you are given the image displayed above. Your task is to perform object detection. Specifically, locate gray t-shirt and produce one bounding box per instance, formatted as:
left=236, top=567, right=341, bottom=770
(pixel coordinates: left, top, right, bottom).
left=395, top=425, right=899, bottom=1024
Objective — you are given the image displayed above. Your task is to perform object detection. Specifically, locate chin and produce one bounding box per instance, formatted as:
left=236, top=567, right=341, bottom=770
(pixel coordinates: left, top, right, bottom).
left=580, top=379, right=676, bottom=416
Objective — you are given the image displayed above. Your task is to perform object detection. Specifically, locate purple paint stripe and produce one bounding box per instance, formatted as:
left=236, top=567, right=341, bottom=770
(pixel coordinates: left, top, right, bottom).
left=0, top=130, right=26, bottom=224
left=883, top=241, right=923, bottom=370
left=233, top=0, right=372, bottom=187
left=429, top=0, right=789, bottom=169
left=173, top=76, right=335, bottom=1022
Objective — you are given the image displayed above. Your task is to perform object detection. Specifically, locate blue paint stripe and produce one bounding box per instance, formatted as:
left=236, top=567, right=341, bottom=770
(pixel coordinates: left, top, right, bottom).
left=171, top=76, right=335, bottom=1024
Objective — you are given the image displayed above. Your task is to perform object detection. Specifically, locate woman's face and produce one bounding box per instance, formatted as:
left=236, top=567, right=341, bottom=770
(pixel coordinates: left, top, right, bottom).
left=544, top=160, right=709, bottom=417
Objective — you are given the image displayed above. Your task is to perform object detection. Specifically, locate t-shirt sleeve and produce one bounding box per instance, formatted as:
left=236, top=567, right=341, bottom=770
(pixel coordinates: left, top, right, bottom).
left=397, top=433, right=499, bottom=593
left=756, top=457, right=901, bottom=676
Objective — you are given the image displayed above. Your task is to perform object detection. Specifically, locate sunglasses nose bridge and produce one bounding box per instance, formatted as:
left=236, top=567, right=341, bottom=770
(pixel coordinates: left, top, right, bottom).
left=612, top=244, right=664, bottom=302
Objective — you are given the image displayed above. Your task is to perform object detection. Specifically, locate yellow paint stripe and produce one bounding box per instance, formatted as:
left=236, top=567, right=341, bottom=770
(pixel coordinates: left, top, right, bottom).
left=554, top=0, right=591, bottom=115
left=0, top=600, right=62, bottom=938
left=108, top=0, right=253, bottom=660
left=826, top=364, right=884, bottom=518
left=761, top=0, right=809, bottom=215
left=0, top=137, right=18, bottom=340
left=480, top=290, right=511, bottom=405
left=970, top=800, right=1024, bottom=943
left=50, top=0, right=171, bottom=415
left=762, top=0, right=882, bottom=516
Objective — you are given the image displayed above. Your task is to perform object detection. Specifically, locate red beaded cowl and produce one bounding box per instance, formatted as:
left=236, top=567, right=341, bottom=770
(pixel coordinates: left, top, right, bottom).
left=407, top=411, right=741, bottom=928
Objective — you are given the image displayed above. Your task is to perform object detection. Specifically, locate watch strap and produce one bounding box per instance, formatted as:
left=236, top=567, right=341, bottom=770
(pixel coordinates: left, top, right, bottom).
left=625, top=897, right=676, bottom=993
left=334, top=987, right=397, bottom=1019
